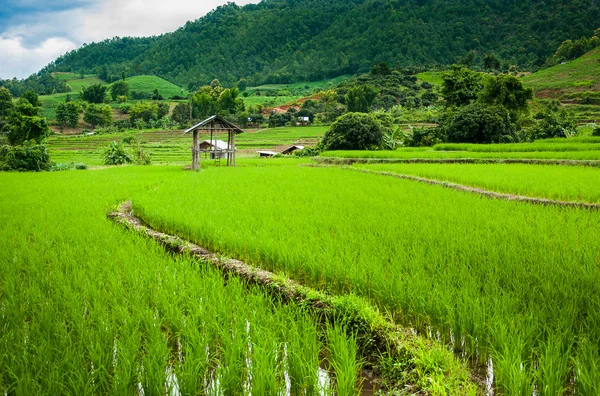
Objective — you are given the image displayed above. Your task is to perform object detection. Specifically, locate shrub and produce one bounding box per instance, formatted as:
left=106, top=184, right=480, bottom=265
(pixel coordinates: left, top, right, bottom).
left=102, top=141, right=131, bottom=165
left=528, top=109, right=578, bottom=140
left=321, top=113, right=383, bottom=150
left=0, top=141, right=51, bottom=171
left=443, top=103, right=516, bottom=143
left=74, top=163, right=87, bottom=170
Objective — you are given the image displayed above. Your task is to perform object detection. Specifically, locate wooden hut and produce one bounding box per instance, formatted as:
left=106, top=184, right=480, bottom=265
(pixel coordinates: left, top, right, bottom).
left=185, top=115, right=244, bottom=169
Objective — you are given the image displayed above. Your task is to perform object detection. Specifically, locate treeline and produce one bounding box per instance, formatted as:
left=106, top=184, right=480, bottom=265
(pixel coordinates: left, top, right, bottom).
left=41, top=0, right=600, bottom=88
left=554, top=28, right=600, bottom=62
left=0, top=74, right=71, bottom=97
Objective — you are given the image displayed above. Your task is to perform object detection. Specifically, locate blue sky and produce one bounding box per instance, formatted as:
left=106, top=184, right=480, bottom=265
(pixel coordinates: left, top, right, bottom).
left=0, top=0, right=259, bottom=79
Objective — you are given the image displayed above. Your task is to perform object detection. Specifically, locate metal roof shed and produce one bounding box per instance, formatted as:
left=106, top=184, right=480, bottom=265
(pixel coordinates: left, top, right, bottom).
left=184, top=115, right=244, bottom=169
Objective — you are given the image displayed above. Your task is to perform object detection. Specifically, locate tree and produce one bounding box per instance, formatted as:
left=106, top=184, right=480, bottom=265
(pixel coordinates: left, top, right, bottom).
left=483, top=53, right=501, bottom=71
left=237, top=78, right=248, bottom=91
left=152, top=89, right=163, bottom=100
left=84, top=104, right=112, bottom=128
left=129, top=102, right=159, bottom=123
left=99, top=65, right=109, bottom=82
left=345, top=85, right=377, bottom=113
left=13, top=98, right=40, bottom=117
left=7, top=116, right=49, bottom=145
left=0, top=87, right=13, bottom=119
left=110, top=80, right=129, bottom=101
left=22, top=90, right=41, bottom=107
left=81, top=84, right=108, bottom=104
left=56, top=102, right=81, bottom=129
left=371, top=62, right=391, bottom=75
left=320, top=113, right=383, bottom=150
left=172, top=103, right=190, bottom=127
left=481, top=74, right=533, bottom=113
left=529, top=109, right=577, bottom=139
left=157, top=102, right=170, bottom=119
left=441, top=65, right=483, bottom=107
left=443, top=102, right=515, bottom=144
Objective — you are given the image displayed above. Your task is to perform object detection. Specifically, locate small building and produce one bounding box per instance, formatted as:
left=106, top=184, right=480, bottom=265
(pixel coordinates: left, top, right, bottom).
left=281, top=145, right=305, bottom=155
left=257, top=150, right=278, bottom=158
left=199, top=140, right=230, bottom=159
left=297, top=116, right=310, bottom=126
left=185, top=115, right=244, bottom=169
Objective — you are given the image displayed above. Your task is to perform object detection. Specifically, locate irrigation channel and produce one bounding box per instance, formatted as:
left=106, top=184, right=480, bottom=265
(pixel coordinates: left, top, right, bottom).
left=108, top=202, right=481, bottom=395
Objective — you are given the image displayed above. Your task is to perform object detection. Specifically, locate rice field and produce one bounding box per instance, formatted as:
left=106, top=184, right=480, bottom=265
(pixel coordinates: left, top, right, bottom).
left=0, top=166, right=370, bottom=395
left=352, top=162, right=600, bottom=203
left=47, top=126, right=326, bottom=165
left=321, top=148, right=600, bottom=161
left=129, top=165, right=600, bottom=394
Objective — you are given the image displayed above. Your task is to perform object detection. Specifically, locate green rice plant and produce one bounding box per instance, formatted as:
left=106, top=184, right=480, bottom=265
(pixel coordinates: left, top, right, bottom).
left=353, top=162, right=600, bottom=203
left=0, top=167, right=331, bottom=395
left=434, top=142, right=600, bottom=152
left=326, top=324, right=362, bottom=396
left=322, top=149, right=600, bottom=160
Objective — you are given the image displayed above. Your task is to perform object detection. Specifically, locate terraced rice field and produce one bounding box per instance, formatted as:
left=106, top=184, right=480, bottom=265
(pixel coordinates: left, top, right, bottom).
left=0, top=166, right=373, bottom=395
left=47, top=126, right=326, bottom=165
left=129, top=165, right=600, bottom=394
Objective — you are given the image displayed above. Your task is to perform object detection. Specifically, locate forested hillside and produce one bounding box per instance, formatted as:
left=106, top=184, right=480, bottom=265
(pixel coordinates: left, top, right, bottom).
left=41, top=0, right=600, bottom=88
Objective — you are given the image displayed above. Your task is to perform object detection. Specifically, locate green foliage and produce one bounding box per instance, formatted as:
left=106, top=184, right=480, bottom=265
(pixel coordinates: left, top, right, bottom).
left=81, top=83, right=108, bottom=104
left=41, top=1, right=600, bottom=87
left=481, top=74, right=533, bottom=112
left=55, top=101, right=80, bottom=129
left=344, top=85, right=378, bottom=113
left=528, top=108, right=578, bottom=139
left=442, top=65, right=483, bottom=107
left=483, top=53, right=501, bottom=71
left=321, top=112, right=383, bottom=150
left=102, top=141, right=131, bottom=165
left=443, top=102, right=516, bottom=144
left=22, top=90, right=41, bottom=107
left=0, top=141, right=51, bottom=171
left=172, top=103, right=190, bottom=127
left=0, top=87, right=14, bottom=119
left=109, top=80, right=129, bottom=101
left=129, top=102, right=159, bottom=123
left=7, top=116, right=49, bottom=145
left=83, top=104, right=112, bottom=128
left=554, top=29, right=600, bottom=62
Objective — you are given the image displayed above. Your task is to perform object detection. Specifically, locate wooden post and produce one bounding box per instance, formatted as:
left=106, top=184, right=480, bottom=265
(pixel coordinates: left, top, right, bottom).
left=192, top=129, right=199, bottom=170
left=232, top=131, right=236, bottom=166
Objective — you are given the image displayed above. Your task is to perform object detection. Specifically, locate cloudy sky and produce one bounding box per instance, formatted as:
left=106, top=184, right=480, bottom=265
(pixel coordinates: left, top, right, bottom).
left=0, top=0, right=259, bottom=80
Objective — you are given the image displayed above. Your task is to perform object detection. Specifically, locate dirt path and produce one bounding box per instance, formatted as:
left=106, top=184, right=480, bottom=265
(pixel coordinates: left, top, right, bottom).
left=107, top=202, right=481, bottom=395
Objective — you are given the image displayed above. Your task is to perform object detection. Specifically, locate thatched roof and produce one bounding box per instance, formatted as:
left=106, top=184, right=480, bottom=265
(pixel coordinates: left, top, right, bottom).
left=184, top=115, right=244, bottom=134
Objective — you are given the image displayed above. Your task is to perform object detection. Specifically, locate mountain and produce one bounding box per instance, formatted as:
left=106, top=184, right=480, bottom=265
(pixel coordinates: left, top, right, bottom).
left=41, top=0, right=600, bottom=89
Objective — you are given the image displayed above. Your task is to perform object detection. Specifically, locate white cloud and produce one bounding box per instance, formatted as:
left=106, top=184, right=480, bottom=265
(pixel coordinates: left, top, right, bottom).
left=0, top=0, right=259, bottom=79
left=0, top=36, right=77, bottom=79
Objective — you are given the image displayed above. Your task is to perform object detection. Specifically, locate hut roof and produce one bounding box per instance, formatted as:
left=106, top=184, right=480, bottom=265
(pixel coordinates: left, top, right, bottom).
left=184, top=115, right=244, bottom=134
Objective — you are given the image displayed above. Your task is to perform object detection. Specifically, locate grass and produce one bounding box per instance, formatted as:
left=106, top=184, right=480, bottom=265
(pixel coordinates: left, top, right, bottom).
left=247, top=76, right=348, bottom=93
left=46, top=126, right=326, bottom=165
left=433, top=142, right=600, bottom=152
left=321, top=148, right=600, bottom=160
left=121, top=75, right=188, bottom=99
left=241, top=95, right=302, bottom=108
left=352, top=162, right=600, bottom=203
left=416, top=71, right=445, bottom=86
left=0, top=166, right=354, bottom=395
left=130, top=165, right=600, bottom=394
left=522, top=47, right=600, bottom=94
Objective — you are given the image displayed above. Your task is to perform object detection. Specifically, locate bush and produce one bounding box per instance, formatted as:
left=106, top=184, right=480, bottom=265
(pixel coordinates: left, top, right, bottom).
left=592, top=126, right=600, bottom=137
left=50, top=162, right=74, bottom=171
left=321, top=113, right=383, bottom=150
left=528, top=109, right=578, bottom=140
left=74, top=163, right=87, bottom=170
left=0, top=141, right=51, bottom=171
left=102, top=141, right=131, bottom=165
left=443, top=103, right=516, bottom=143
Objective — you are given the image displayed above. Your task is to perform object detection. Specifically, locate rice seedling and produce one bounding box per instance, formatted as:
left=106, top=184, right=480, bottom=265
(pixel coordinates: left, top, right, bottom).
left=130, top=165, right=600, bottom=394
left=321, top=148, right=600, bottom=160
left=352, top=162, right=600, bottom=203
left=0, top=167, right=339, bottom=395
left=326, top=324, right=363, bottom=395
